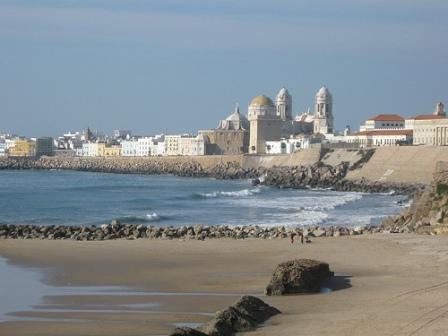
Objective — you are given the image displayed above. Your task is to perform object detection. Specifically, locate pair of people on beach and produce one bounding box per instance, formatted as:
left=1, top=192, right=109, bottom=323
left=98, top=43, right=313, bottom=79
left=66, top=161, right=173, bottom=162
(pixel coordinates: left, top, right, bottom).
left=290, top=232, right=304, bottom=244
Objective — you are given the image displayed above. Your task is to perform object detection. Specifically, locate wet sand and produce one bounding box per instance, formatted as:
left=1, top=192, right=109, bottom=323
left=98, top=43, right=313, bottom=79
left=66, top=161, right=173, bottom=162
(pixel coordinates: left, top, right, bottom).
left=1, top=234, right=448, bottom=335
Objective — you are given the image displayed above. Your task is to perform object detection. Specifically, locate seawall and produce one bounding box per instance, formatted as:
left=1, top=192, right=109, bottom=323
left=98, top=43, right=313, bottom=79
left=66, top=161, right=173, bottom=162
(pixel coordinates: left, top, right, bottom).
left=346, top=146, right=448, bottom=184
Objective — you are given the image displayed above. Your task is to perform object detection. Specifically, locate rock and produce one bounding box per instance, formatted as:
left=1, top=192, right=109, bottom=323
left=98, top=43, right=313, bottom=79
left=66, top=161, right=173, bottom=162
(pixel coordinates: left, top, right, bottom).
left=232, top=295, right=280, bottom=323
left=314, top=227, right=326, bottom=237
left=201, top=306, right=256, bottom=336
left=265, top=259, right=333, bottom=295
left=201, top=296, right=280, bottom=336
left=169, top=327, right=208, bottom=336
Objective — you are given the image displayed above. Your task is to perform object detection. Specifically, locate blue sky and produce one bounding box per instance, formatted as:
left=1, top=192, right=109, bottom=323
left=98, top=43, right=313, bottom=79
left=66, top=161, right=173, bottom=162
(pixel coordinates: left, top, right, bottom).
left=0, top=0, right=447, bottom=137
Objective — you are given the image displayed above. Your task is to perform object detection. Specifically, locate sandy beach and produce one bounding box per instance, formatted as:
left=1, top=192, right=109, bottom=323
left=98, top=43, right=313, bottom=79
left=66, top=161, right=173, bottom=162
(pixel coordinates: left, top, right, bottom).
left=1, top=234, right=448, bottom=336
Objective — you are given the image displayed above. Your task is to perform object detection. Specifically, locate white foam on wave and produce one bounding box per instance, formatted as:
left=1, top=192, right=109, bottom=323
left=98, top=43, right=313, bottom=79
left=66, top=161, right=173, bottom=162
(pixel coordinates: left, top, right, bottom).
left=247, top=209, right=329, bottom=228
left=146, top=212, right=160, bottom=221
left=200, top=188, right=261, bottom=198
left=303, top=192, right=364, bottom=211
left=227, top=191, right=363, bottom=212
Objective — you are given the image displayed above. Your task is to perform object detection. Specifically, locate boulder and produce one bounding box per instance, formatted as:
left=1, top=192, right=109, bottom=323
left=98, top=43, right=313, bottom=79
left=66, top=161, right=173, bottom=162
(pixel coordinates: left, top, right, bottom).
left=265, top=259, right=333, bottom=295
left=201, top=296, right=280, bottom=336
left=169, top=327, right=208, bottom=336
left=232, top=295, right=280, bottom=323
left=201, top=306, right=255, bottom=336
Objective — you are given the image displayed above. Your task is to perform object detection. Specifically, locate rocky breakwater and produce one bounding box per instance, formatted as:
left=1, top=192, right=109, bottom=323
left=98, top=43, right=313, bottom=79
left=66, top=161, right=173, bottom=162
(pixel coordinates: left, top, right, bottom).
left=0, top=222, right=384, bottom=241
left=260, top=162, right=421, bottom=195
left=0, top=157, right=260, bottom=179
left=381, top=161, right=448, bottom=235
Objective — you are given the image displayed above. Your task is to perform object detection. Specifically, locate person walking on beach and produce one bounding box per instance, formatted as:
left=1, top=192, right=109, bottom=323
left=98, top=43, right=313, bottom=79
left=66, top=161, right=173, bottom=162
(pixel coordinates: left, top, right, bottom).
left=290, top=232, right=296, bottom=244
left=298, top=232, right=304, bottom=244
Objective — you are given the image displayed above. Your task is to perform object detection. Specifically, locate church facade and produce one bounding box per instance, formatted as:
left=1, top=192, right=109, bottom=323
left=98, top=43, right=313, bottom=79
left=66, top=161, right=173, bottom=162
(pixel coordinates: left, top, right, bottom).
left=199, top=104, right=249, bottom=155
left=247, top=86, right=335, bottom=154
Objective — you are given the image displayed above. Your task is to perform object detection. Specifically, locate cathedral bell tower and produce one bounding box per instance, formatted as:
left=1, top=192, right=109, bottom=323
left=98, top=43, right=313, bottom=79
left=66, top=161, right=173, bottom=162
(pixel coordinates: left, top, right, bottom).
left=313, top=86, right=334, bottom=134
left=275, top=87, right=293, bottom=121
left=434, top=102, right=446, bottom=117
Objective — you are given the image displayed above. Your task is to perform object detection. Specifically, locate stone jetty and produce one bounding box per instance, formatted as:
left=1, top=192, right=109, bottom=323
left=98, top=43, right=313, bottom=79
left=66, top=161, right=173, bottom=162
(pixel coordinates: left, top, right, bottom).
left=0, top=156, right=259, bottom=179
left=0, top=221, right=387, bottom=241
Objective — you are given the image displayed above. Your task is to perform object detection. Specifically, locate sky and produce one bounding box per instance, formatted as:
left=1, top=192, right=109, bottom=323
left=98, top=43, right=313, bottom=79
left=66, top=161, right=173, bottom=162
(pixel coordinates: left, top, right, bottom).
left=0, top=0, right=447, bottom=137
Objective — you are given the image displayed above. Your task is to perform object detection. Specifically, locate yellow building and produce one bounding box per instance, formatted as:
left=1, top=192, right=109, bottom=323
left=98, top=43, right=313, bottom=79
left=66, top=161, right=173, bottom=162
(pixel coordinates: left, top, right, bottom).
left=9, top=140, right=36, bottom=157
left=102, top=146, right=122, bottom=157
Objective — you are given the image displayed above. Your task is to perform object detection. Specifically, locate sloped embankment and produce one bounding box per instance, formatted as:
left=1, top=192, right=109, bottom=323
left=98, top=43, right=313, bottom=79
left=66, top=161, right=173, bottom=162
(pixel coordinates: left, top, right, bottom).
left=382, top=161, right=448, bottom=234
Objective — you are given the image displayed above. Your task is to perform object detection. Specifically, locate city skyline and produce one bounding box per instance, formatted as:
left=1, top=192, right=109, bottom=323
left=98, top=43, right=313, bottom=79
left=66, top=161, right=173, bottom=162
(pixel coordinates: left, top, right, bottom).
left=1, top=0, right=447, bottom=137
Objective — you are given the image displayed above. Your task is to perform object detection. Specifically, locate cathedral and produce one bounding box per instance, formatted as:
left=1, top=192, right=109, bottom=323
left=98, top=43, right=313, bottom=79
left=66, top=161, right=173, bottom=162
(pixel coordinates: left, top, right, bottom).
left=247, top=86, right=334, bottom=154
left=201, top=86, right=334, bottom=155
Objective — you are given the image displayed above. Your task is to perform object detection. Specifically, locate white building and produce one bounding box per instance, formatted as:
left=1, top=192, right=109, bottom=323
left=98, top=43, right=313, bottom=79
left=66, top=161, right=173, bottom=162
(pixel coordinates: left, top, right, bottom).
left=165, top=135, right=181, bottom=156
left=345, top=129, right=413, bottom=147
left=164, top=134, right=206, bottom=156
left=121, top=139, right=140, bottom=156
left=121, top=135, right=165, bottom=156
left=80, top=143, right=100, bottom=157
left=179, top=134, right=206, bottom=156
left=360, top=114, right=405, bottom=132
left=265, top=136, right=310, bottom=154
left=0, top=139, right=7, bottom=156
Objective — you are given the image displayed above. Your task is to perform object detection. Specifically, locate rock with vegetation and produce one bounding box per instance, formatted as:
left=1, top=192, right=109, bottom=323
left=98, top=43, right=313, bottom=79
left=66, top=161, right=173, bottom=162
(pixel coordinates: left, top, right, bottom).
left=265, top=259, right=333, bottom=295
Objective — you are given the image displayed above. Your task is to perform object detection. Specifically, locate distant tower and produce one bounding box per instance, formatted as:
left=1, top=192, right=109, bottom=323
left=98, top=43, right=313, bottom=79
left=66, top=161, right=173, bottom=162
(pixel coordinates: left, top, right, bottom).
left=434, top=102, right=446, bottom=117
left=344, top=125, right=351, bottom=136
left=248, top=95, right=281, bottom=154
left=276, top=87, right=293, bottom=121
left=313, top=86, right=334, bottom=134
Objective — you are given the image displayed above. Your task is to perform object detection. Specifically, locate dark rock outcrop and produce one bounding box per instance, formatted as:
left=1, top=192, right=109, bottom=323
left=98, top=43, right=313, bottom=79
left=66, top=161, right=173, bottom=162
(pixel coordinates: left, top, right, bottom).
left=261, top=162, right=421, bottom=195
left=265, top=259, right=333, bottom=295
left=169, top=327, right=208, bottom=336
left=201, top=296, right=280, bottom=336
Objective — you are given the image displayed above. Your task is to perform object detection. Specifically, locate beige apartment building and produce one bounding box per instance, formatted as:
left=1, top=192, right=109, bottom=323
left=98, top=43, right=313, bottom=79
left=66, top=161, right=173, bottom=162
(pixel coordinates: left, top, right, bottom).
left=413, top=102, right=448, bottom=145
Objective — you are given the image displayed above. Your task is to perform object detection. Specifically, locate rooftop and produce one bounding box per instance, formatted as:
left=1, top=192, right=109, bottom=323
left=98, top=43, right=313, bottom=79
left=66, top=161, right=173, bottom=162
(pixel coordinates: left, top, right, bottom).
left=367, top=114, right=405, bottom=122
left=409, top=114, right=446, bottom=121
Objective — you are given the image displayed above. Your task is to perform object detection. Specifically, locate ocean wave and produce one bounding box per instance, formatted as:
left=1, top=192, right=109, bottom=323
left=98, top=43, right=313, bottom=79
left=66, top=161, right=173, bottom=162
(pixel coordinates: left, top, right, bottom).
left=199, top=188, right=261, bottom=198
left=146, top=212, right=160, bottom=221
left=254, top=210, right=329, bottom=228
left=303, top=192, right=363, bottom=211
left=227, top=191, right=363, bottom=213
left=115, top=212, right=162, bottom=224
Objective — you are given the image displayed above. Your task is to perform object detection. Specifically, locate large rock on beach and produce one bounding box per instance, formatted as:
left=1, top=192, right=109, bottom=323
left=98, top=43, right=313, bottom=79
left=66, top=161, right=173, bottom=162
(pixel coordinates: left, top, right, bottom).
left=201, top=296, right=280, bottom=336
left=265, top=259, right=333, bottom=295
left=169, top=327, right=208, bottom=336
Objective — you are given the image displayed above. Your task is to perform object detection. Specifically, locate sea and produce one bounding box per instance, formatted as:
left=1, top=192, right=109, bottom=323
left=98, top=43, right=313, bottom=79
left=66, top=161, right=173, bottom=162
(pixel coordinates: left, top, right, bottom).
left=0, top=170, right=407, bottom=228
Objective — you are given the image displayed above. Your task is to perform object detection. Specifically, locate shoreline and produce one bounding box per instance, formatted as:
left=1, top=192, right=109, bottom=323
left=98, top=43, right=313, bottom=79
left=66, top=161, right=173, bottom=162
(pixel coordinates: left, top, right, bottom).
left=1, top=235, right=448, bottom=335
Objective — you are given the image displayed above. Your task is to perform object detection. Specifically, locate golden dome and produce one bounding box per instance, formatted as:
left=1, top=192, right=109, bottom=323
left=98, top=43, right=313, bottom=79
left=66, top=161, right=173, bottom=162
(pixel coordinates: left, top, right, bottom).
left=249, top=95, right=274, bottom=107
